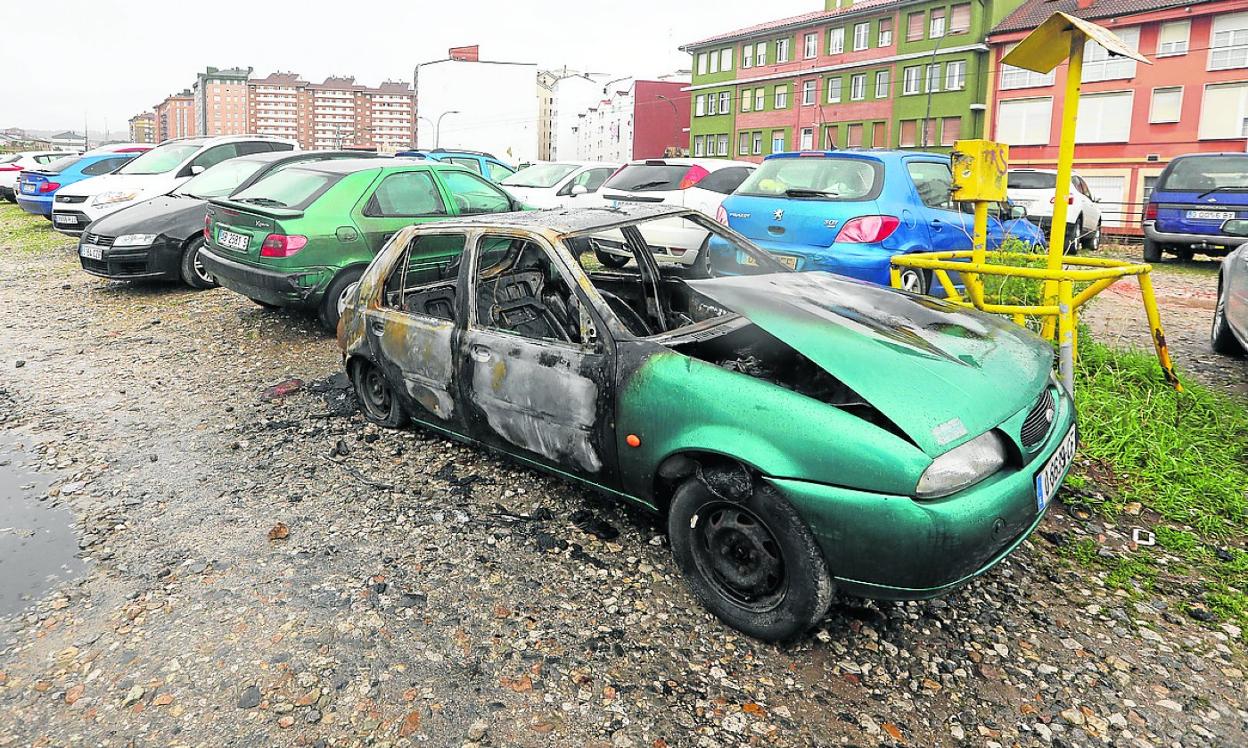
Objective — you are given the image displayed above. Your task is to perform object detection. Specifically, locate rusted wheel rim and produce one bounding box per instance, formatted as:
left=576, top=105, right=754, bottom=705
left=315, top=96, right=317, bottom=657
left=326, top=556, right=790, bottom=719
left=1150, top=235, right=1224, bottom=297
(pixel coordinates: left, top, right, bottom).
left=691, top=502, right=787, bottom=612
left=359, top=367, right=393, bottom=418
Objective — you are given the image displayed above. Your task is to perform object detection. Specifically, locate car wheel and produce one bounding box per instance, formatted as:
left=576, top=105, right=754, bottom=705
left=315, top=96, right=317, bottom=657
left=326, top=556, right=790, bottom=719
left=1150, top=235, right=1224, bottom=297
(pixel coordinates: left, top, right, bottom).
left=319, top=268, right=365, bottom=332
left=1064, top=219, right=1082, bottom=256
left=1211, top=279, right=1243, bottom=356
left=179, top=238, right=218, bottom=289
left=1143, top=239, right=1162, bottom=263
left=668, top=469, right=834, bottom=642
left=350, top=359, right=408, bottom=428
left=594, top=248, right=629, bottom=269
left=1081, top=220, right=1101, bottom=251
left=898, top=266, right=930, bottom=295
left=1175, top=247, right=1195, bottom=263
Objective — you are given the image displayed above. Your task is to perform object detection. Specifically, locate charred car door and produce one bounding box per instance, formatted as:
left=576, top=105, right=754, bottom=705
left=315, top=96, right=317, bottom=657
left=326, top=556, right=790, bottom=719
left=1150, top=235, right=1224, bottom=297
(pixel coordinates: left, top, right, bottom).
left=460, top=232, right=618, bottom=482
left=365, top=231, right=470, bottom=430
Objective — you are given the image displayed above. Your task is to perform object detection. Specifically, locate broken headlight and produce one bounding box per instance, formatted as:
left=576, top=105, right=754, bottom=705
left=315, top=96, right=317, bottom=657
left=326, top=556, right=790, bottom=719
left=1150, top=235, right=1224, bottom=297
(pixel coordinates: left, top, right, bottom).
left=915, top=431, right=1006, bottom=499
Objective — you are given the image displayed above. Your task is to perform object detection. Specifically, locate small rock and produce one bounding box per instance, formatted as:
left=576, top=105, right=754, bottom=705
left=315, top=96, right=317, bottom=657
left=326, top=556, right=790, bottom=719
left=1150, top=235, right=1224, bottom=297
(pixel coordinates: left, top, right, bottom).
left=122, top=685, right=145, bottom=707
left=237, top=685, right=262, bottom=709
left=467, top=720, right=488, bottom=741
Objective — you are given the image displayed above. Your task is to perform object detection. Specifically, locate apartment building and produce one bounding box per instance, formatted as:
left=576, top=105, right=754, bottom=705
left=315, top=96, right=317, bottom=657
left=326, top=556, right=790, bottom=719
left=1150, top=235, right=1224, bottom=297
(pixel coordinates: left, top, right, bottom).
left=415, top=49, right=538, bottom=163
left=248, top=72, right=308, bottom=145
left=680, top=0, right=1026, bottom=161
left=128, top=112, right=155, bottom=144
left=154, top=90, right=195, bottom=142
left=570, top=78, right=691, bottom=162
left=193, top=66, right=252, bottom=137
left=988, top=0, right=1248, bottom=233
left=246, top=73, right=415, bottom=152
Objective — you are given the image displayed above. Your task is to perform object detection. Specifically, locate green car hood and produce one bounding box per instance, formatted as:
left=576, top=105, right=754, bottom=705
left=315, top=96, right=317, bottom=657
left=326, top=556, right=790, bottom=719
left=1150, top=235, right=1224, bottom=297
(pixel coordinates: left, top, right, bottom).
left=684, top=272, right=1052, bottom=456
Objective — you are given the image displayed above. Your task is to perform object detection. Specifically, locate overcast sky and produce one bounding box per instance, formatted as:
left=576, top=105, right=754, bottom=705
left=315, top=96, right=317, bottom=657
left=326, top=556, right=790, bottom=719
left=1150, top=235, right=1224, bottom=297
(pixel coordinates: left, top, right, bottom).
left=2, top=0, right=814, bottom=134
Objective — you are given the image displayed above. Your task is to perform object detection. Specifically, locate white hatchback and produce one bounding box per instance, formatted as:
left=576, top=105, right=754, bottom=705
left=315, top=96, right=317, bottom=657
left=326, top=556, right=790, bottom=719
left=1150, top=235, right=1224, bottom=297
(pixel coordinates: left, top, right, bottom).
left=595, top=158, right=755, bottom=267
left=0, top=151, right=79, bottom=201
left=1006, top=169, right=1103, bottom=252
left=500, top=161, right=620, bottom=209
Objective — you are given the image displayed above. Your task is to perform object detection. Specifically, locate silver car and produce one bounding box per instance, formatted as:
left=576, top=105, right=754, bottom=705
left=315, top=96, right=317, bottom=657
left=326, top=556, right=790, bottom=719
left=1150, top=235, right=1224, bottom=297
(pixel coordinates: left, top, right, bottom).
left=1213, top=219, right=1248, bottom=356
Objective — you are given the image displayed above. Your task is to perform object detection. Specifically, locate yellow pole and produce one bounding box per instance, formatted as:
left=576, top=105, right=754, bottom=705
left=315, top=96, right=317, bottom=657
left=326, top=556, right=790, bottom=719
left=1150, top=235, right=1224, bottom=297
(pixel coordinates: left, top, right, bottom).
left=1138, top=273, right=1183, bottom=391
left=1041, top=34, right=1084, bottom=341
left=889, top=265, right=902, bottom=289
left=968, top=201, right=989, bottom=308
left=1058, top=279, right=1074, bottom=392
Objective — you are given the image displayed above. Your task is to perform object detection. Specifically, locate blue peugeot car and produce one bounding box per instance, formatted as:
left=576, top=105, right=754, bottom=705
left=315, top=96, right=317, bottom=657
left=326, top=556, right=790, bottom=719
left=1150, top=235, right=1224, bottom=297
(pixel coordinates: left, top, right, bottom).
left=1143, top=152, right=1248, bottom=262
left=16, top=149, right=147, bottom=218
left=393, top=148, right=516, bottom=183
left=716, top=150, right=1043, bottom=294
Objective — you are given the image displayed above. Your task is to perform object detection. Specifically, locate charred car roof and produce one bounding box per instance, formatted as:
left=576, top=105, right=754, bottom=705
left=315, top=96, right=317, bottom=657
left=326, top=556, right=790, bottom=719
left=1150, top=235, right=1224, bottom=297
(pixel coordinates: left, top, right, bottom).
left=402, top=204, right=693, bottom=237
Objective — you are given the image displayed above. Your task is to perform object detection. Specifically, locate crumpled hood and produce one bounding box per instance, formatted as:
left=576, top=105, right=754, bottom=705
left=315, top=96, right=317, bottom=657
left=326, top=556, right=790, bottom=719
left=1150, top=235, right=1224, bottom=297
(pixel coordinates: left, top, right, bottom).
left=686, top=272, right=1052, bottom=456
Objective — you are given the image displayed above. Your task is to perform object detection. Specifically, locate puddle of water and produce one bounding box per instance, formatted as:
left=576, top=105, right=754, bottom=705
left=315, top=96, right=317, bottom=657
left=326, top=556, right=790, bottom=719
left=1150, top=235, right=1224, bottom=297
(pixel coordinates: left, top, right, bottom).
left=0, top=434, right=86, bottom=617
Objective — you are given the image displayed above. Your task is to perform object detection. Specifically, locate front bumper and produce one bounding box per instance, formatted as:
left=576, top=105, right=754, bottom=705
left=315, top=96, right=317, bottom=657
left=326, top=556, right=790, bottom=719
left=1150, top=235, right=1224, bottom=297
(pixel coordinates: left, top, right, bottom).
left=1143, top=223, right=1238, bottom=254
left=772, top=386, right=1076, bottom=600
left=51, top=209, right=92, bottom=235
left=77, top=236, right=183, bottom=281
left=199, top=247, right=326, bottom=308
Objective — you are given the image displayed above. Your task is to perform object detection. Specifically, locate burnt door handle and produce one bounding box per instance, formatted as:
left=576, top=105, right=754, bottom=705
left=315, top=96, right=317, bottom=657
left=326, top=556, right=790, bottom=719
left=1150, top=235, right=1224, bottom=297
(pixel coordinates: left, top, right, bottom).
left=369, top=320, right=385, bottom=336
left=470, top=344, right=491, bottom=362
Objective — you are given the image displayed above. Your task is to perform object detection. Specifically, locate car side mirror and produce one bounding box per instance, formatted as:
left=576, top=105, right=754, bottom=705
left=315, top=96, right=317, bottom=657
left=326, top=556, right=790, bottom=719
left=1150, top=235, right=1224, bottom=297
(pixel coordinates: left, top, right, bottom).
left=189, top=165, right=205, bottom=176
left=570, top=184, right=589, bottom=196
left=1222, top=218, right=1248, bottom=238
left=1010, top=204, right=1028, bottom=220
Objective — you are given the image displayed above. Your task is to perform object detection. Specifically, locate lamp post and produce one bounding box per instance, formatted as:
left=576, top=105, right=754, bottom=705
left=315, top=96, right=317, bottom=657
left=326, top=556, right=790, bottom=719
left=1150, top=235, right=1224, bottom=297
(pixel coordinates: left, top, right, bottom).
left=434, top=109, right=460, bottom=148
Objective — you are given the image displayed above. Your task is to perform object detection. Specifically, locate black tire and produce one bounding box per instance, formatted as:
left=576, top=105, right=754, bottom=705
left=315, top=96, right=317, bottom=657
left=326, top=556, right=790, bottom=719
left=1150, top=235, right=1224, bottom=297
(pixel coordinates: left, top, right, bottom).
left=1064, top=219, right=1081, bottom=256
left=350, top=359, right=407, bottom=428
left=897, top=266, right=930, bottom=295
left=667, top=470, right=834, bottom=642
left=1212, top=277, right=1244, bottom=356
left=179, top=238, right=218, bottom=289
left=1143, top=239, right=1162, bottom=263
left=1081, top=220, right=1101, bottom=251
left=250, top=297, right=280, bottom=309
left=319, top=268, right=365, bottom=332
left=1175, top=247, right=1195, bottom=263
left=594, top=248, right=629, bottom=269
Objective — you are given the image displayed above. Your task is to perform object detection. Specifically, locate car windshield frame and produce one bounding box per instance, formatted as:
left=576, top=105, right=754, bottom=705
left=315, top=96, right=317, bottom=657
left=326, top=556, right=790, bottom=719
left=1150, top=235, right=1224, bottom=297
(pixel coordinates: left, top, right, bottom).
left=174, top=157, right=270, bottom=199
left=115, top=143, right=202, bottom=176
left=735, top=156, right=884, bottom=201
left=1007, top=171, right=1058, bottom=190
left=227, top=166, right=345, bottom=211
left=501, top=163, right=581, bottom=189
left=1156, top=155, right=1248, bottom=192
left=602, top=164, right=691, bottom=192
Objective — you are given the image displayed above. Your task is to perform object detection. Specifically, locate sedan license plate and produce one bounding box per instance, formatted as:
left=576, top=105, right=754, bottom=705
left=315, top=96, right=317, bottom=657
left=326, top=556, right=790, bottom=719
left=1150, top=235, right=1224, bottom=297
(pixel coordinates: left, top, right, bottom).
left=1035, top=424, right=1077, bottom=512
left=21, top=183, right=36, bottom=194
left=54, top=214, right=78, bottom=225
left=80, top=244, right=103, bottom=261
left=1186, top=210, right=1236, bottom=221
left=218, top=229, right=250, bottom=251
left=742, top=253, right=799, bottom=270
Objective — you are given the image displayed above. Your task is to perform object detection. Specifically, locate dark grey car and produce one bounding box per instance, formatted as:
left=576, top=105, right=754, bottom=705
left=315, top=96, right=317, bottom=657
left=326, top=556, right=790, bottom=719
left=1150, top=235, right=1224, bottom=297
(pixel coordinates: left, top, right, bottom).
left=1212, top=219, right=1248, bottom=356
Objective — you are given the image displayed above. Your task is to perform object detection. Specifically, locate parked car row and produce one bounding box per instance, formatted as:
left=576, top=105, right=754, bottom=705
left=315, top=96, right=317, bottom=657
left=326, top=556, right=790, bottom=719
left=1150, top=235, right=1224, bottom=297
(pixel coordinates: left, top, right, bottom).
left=16, top=144, right=152, bottom=218
left=1, top=150, right=86, bottom=202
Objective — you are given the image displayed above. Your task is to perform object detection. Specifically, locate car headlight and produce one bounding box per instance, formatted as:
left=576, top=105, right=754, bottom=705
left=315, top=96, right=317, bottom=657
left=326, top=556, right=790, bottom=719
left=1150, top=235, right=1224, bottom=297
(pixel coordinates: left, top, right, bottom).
left=113, top=233, right=157, bottom=247
left=92, top=191, right=139, bottom=207
left=916, top=431, right=1007, bottom=499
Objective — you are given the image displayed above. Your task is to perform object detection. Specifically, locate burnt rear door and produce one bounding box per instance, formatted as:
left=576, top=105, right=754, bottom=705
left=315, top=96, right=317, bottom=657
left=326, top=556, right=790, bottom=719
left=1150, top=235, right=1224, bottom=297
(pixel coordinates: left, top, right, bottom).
left=459, top=232, right=618, bottom=484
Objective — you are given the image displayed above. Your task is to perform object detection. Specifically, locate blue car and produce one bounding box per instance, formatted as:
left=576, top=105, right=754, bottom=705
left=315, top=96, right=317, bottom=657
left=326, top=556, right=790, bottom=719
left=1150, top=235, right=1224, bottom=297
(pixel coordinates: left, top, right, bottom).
left=717, top=150, right=1044, bottom=294
left=393, top=148, right=517, bottom=183
left=1143, top=152, right=1248, bottom=262
left=16, top=150, right=145, bottom=218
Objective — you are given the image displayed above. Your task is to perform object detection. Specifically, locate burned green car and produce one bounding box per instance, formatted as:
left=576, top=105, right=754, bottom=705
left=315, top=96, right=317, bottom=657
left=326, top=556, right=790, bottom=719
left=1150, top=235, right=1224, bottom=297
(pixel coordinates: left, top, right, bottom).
left=337, top=204, right=1077, bottom=641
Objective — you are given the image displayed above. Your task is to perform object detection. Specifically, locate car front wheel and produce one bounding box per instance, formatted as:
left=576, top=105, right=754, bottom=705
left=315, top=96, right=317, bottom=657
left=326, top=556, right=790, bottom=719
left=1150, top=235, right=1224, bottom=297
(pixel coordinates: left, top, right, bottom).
left=1212, top=278, right=1244, bottom=356
left=668, top=469, right=834, bottom=642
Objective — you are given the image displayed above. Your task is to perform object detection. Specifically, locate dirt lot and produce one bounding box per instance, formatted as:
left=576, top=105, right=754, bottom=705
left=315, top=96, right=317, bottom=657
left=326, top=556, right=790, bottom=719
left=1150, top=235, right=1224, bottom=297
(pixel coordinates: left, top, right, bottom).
left=0, top=222, right=1245, bottom=747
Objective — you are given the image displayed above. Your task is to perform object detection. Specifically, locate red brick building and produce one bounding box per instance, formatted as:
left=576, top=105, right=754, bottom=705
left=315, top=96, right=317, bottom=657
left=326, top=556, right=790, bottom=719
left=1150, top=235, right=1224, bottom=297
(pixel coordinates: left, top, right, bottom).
left=154, top=90, right=195, bottom=142
left=247, top=72, right=415, bottom=152
left=987, top=0, right=1248, bottom=235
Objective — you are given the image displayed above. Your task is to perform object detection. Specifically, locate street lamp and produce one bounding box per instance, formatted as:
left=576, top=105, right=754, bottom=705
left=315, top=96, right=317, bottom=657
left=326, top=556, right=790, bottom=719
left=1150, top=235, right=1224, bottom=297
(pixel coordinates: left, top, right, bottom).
left=434, top=110, right=460, bottom=149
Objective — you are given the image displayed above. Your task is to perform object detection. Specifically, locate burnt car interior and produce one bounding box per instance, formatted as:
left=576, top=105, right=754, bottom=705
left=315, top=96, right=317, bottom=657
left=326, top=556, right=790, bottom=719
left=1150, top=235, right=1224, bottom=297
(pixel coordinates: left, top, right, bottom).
left=474, top=235, right=597, bottom=346
left=382, top=233, right=466, bottom=320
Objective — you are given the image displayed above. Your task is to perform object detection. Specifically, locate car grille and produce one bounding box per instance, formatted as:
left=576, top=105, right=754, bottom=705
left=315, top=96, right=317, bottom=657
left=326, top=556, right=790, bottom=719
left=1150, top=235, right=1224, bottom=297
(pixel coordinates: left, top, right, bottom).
left=80, top=256, right=151, bottom=277
left=1020, top=387, right=1056, bottom=449
left=55, top=194, right=87, bottom=204
left=83, top=232, right=115, bottom=247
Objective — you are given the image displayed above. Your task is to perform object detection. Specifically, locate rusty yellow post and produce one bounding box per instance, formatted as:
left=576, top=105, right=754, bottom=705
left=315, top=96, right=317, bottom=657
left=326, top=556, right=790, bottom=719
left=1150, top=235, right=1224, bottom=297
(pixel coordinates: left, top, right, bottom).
left=1041, top=36, right=1084, bottom=342
left=968, top=201, right=989, bottom=308
left=1138, top=272, right=1183, bottom=392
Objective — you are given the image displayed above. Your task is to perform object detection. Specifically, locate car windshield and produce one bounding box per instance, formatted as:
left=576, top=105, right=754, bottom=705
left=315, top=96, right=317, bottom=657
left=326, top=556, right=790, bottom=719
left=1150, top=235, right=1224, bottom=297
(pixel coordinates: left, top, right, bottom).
left=1157, top=155, right=1248, bottom=192
left=116, top=143, right=202, bottom=175
left=39, top=155, right=83, bottom=174
left=1007, top=171, right=1057, bottom=190
left=176, top=158, right=268, bottom=198
left=603, top=164, right=690, bottom=192
left=501, top=163, right=581, bottom=188
left=736, top=157, right=880, bottom=200
left=229, top=167, right=341, bottom=210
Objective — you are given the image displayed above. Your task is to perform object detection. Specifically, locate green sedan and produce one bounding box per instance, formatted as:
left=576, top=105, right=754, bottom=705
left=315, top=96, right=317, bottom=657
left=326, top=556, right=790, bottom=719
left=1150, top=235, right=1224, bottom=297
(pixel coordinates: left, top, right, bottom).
left=200, top=158, right=522, bottom=330
left=336, top=204, right=1078, bottom=642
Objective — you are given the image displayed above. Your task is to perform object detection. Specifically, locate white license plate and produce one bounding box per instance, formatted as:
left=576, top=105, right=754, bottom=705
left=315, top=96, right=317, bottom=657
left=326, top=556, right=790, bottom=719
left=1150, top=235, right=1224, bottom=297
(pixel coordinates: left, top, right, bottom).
left=1035, top=424, right=1077, bottom=512
left=54, top=214, right=78, bottom=225
left=80, top=244, right=103, bottom=261
left=218, top=229, right=250, bottom=251
left=21, top=183, right=36, bottom=194
left=1187, top=210, right=1236, bottom=221
left=742, top=252, right=799, bottom=270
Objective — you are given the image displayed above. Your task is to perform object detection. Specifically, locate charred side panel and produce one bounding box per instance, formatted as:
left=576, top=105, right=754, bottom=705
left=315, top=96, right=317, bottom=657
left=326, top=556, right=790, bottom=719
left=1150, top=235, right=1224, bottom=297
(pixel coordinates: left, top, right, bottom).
left=373, top=310, right=457, bottom=421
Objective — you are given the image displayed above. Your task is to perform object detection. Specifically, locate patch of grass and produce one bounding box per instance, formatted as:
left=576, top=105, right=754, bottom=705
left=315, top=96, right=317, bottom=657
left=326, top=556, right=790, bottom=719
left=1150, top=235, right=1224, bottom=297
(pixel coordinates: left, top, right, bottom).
left=0, top=202, right=76, bottom=255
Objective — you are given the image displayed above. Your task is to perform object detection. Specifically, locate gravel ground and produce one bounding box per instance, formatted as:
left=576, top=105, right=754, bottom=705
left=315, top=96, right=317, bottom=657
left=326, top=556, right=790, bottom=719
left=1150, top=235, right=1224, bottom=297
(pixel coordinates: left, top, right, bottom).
left=0, top=234, right=1245, bottom=747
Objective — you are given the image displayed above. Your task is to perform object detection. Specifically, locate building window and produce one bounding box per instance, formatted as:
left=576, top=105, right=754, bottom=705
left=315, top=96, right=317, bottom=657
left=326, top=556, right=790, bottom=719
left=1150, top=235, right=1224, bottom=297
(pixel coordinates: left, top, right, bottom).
left=907, top=12, right=925, bottom=42
left=899, top=120, right=918, bottom=147
left=1150, top=86, right=1183, bottom=123
left=697, top=54, right=708, bottom=76
left=743, top=43, right=754, bottom=68
left=945, top=60, right=966, bottom=90
left=719, top=91, right=731, bottom=113
left=1083, top=27, right=1139, bottom=82
left=771, top=130, right=786, bottom=153
left=941, top=116, right=961, bottom=146
left=718, top=134, right=729, bottom=156
left=709, top=51, right=719, bottom=74
left=824, top=125, right=839, bottom=149
left=755, top=88, right=766, bottom=110
left=846, top=123, right=864, bottom=147
left=829, top=27, right=844, bottom=54
left=800, top=127, right=814, bottom=150
left=802, top=79, right=817, bottom=105
left=930, top=8, right=946, bottom=38
left=739, top=132, right=751, bottom=155
left=742, top=89, right=752, bottom=112
left=996, top=97, right=1053, bottom=145
left=805, top=32, right=819, bottom=59
left=879, top=17, right=893, bottom=47
left=850, top=74, right=866, bottom=101
left=1156, top=20, right=1189, bottom=56
left=757, top=44, right=767, bottom=66
left=853, top=22, right=870, bottom=51
left=776, top=38, right=791, bottom=63
left=695, top=95, right=705, bottom=117
left=1076, top=91, right=1134, bottom=142
left=827, top=77, right=842, bottom=103
left=694, top=135, right=704, bottom=157
left=1210, top=12, right=1248, bottom=70
left=875, top=70, right=890, bottom=98
left=721, top=48, right=733, bottom=71
left=950, top=3, right=971, bottom=34
left=707, top=94, right=717, bottom=115
left=1000, top=43, right=1056, bottom=89
left=903, top=66, right=921, bottom=95
left=753, top=131, right=763, bottom=154
left=1198, top=82, right=1248, bottom=138
left=925, top=64, right=942, bottom=93
left=872, top=121, right=888, bottom=147
left=775, top=84, right=788, bottom=109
